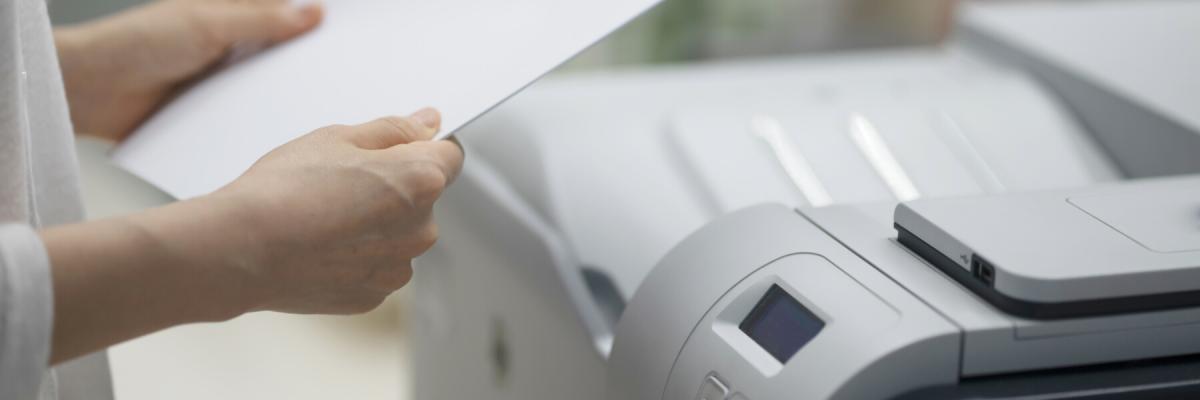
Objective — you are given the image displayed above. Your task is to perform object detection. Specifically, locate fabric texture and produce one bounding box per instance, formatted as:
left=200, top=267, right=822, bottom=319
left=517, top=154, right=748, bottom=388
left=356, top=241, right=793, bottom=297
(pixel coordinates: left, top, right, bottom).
left=1, top=0, right=114, bottom=399
left=0, top=225, right=55, bottom=400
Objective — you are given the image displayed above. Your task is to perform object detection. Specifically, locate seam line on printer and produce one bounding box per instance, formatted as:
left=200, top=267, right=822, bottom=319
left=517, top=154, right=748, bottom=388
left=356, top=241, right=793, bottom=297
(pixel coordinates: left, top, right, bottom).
left=931, top=111, right=1006, bottom=193
left=794, top=210, right=969, bottom=373
left=1066, top=196, right=1188, bottom=254
left=796, top=210, right=964, bottom=330
left=883, top=237, right=973, bottom=373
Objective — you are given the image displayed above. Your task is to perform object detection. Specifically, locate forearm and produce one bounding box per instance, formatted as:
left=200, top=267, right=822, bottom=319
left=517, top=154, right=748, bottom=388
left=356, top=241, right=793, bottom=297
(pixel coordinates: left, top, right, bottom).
left=40, top=195, right=261, bottom=364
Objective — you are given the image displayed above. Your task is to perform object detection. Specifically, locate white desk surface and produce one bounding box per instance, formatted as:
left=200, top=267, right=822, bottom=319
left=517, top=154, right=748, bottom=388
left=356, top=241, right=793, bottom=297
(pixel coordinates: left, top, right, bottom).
left=75, top=136, right=411, bottom=400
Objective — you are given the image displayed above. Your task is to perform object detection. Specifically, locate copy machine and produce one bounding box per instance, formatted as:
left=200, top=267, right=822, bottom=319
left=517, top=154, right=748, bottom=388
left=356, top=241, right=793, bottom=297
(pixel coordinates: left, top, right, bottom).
left=410, top=2, right=1200, bottom=399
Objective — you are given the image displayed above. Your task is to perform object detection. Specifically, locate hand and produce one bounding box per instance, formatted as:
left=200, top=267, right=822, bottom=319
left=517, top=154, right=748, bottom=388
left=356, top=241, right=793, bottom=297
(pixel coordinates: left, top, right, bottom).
left=42, top=108, right=463, bottom=363
left=212, top=108, right=464, bottom=314
left=54, top=0, right=324, bottom=141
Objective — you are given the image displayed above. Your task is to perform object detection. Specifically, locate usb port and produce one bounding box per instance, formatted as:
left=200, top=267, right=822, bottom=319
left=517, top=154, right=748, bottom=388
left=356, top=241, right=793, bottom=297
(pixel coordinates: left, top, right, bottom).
left=972, top=255, right=996, bottom=287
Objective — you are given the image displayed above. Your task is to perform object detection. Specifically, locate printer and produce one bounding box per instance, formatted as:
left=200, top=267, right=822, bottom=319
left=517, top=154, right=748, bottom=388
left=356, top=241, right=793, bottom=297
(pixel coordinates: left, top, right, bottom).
left=410, top=1, right=1200, bottom=399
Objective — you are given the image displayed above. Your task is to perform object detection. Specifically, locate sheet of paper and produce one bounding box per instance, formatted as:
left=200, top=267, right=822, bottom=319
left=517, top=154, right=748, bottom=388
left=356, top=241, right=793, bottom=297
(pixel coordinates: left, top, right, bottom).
left=112, top=0, right=661, bottom=199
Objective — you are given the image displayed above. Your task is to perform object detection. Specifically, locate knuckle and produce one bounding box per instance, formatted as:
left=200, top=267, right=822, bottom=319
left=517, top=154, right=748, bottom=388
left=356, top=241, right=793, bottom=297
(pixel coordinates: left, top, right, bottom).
left=312, top=124, right=349, bottom=140
left=187, top=6, right=228, bottom=52
left=267, top=6, right=298, bottom=25
left=380, top=116, right=423, bottom=141
left=415, top=223, right=440, bottom=252
left=352, top=160, right=420, bottom=215
left=348, top=295, right=387, bottom=315
left=380, top=262, right=414, bottom=291
left=388, top=184, right=422, bottom=216
left=403, top=161, right=448, bottom=206
left=397, top=223, right=438, bottom=257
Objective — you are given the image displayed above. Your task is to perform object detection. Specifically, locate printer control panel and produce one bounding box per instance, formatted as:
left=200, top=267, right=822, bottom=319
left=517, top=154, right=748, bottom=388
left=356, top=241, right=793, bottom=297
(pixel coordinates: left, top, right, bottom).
left=606, top=205, right=960, bottom=400
left=664, top=254, right=900, bottom=399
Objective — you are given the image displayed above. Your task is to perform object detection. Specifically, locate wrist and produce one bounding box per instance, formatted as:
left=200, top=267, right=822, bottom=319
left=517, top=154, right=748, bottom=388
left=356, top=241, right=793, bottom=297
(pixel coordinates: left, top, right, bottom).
left=125, top=194, right=268, bottom=322
left=40, top=195, right=270, bottom=361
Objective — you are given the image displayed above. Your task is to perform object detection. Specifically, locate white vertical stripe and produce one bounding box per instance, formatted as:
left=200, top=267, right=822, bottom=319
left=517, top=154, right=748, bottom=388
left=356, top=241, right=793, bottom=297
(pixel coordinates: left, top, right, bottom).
left=750, top=114, right=834, bottom=207
left=848, top=113, right=921, bottom=202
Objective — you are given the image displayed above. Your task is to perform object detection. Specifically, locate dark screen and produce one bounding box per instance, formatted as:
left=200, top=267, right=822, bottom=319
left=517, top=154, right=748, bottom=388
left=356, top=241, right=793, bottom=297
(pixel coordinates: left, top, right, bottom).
left=738, top=285, right=825, bottom=363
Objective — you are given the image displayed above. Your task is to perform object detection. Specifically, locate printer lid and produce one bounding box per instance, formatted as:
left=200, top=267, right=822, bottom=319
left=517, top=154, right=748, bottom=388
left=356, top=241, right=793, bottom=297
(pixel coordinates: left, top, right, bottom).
left=895, top=176, right=1200, bottom=314
left=805, top=200, right=1200, bottom=376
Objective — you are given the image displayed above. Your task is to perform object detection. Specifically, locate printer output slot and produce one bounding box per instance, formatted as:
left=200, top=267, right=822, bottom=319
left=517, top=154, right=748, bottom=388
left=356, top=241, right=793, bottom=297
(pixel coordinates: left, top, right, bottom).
left=898, top=352, right=1200, bottom=399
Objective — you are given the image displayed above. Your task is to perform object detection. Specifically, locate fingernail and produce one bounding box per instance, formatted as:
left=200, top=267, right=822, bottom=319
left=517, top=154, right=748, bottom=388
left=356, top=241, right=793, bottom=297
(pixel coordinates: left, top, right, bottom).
left=411, top=108, right=441, bottom=129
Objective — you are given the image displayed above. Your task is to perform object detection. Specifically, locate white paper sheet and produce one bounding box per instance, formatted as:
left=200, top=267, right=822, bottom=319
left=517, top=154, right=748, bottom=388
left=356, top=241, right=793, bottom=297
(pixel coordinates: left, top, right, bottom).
left=111, top=0, right=661, bottom=199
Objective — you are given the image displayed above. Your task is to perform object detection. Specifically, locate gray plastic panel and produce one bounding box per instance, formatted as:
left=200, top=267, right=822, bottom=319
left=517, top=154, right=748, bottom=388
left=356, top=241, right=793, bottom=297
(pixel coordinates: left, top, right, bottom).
left=896, top=176, right=1200, bottom=305
left=1070, top=185, right=1200, bottom=253
left=413, top=156, right=610, bottom=400
left=607, top=205, right=958, bottom=400
left=805, top=202, right=1200, bottom=377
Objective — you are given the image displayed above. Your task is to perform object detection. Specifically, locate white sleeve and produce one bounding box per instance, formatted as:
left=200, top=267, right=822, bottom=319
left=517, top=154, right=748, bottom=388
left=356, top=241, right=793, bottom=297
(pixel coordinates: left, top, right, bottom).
left=0, top=223, right=54, bottom=400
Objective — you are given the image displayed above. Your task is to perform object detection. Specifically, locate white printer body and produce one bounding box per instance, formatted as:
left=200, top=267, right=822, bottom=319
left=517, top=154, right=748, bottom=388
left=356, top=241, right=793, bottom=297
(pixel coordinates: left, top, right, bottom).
left=411, top=2, right=1200, bottom=399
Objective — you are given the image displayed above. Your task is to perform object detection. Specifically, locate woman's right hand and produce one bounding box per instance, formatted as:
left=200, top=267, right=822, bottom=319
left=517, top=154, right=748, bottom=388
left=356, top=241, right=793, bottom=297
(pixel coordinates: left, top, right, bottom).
left=210, top=107, right=464, bottom=315
left=44, top=108, right=463, bottom=363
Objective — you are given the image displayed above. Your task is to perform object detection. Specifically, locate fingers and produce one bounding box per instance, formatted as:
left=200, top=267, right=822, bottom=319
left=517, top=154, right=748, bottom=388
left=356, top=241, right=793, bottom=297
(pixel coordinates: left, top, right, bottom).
left=345, top=108, right=442, bottom=150
left=336, top=292, right=390, bottom=315
left=364, top=260, right=414, bottom=293
left=211, top=1, right=324, bottom=46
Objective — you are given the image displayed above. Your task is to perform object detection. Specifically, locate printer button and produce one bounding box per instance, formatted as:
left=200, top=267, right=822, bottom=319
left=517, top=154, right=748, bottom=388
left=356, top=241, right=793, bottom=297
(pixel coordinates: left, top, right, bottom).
left=695, top=374, right=730, bottom=400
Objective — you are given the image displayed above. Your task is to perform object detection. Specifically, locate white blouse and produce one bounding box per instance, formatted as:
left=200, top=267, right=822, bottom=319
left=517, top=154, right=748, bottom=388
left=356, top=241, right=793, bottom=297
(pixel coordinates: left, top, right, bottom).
left=1, top=0, right=113, bottom=399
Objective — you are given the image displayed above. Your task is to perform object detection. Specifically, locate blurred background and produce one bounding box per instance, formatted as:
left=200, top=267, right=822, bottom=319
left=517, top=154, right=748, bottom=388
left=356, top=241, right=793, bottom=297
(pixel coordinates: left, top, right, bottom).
left=51, top=0, right=956, bottom=67
left=59, top=0, right=953, bottom=399
left=572, top=0, right=954, bottom=66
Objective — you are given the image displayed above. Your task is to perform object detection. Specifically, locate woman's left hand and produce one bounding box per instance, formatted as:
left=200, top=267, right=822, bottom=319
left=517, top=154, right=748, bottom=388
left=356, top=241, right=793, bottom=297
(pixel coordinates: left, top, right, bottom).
left=55, top=0, right=324, bottom=141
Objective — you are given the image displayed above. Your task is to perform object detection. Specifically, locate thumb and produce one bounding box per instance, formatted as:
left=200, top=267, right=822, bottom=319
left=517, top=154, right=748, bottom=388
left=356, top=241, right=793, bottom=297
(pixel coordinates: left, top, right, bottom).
left=345, top=108, right=442, bottom=150
left=217, top=2, right=325, bottom=46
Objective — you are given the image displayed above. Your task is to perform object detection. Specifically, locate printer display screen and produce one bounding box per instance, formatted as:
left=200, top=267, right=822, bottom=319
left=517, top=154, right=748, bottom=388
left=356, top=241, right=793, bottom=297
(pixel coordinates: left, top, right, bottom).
left=739, top=285, right=825, bottom=363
